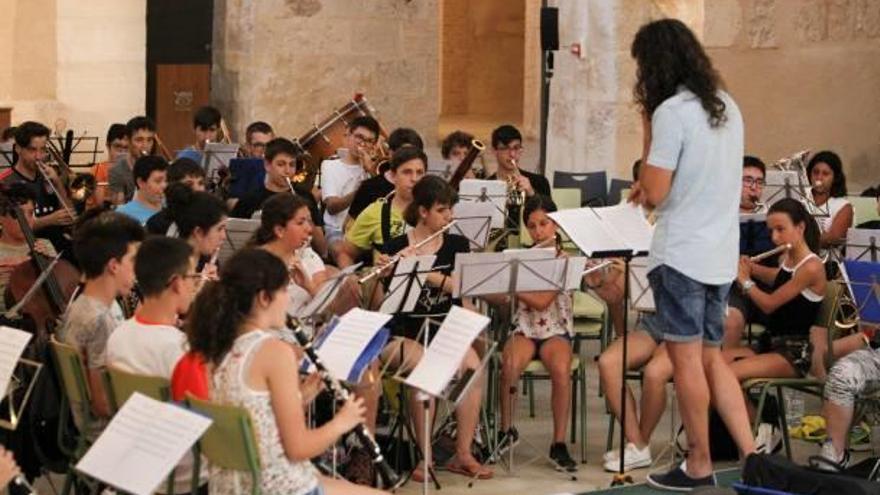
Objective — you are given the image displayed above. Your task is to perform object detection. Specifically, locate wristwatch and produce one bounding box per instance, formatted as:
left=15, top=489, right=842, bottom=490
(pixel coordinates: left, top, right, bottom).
left=741, top=279, right=755, bottom=294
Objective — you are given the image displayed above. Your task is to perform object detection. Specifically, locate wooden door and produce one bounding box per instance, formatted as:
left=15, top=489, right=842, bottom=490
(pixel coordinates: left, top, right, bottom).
left=154, top=64, right=210, bottom=154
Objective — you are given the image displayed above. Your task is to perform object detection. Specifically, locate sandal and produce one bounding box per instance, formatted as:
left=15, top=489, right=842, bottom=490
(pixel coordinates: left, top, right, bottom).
left=410, top=463, right=433, bottom=483
left=445, top=456, right=493, bottom=480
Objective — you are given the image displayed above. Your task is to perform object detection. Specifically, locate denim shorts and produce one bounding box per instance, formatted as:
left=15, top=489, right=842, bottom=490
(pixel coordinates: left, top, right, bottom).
left=640, top=264, right=731, bottom=346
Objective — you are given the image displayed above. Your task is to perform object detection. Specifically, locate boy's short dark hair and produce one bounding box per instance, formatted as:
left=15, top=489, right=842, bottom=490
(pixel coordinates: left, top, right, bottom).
left=389, top=146, right=428, bottom=172
left=743, top=155, right=766, bottom=175
left=167, top=158, right=205, bottom=184
left=265, top=137, right=299, bottom=162
left=387, top=127, right=423, bottom=152
left=348, top=116, right=381, bottom=138
left=125, top=116, right=155, bottom=137
left=105, top=123, right=127, bottom=145
left=441, top=130, right=474, bottom=159
left=491, top=124, right=522, bottom=149
left=74, top=211, right=145, bottom=279
left=245, top=121, right=274, bottom=143
left=135, top=236, right=194, bottom=298
left=133, top=155, right=168, bottom=185
left=193, top=106, right=222, bottom=130
left=14, top=121, right=51, bottom=148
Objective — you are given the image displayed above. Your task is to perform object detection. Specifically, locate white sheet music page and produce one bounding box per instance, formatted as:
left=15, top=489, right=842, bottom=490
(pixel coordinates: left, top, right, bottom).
left=219, top=218, right=260, bottom=263
left=379, top=255, right=436, bottom=314
left=405, top=305, right=489, bottom=397
left=0, top=326, right=31, bottom=399
left=452, top=201, right=494, bottom=248
left=315, top=308, right=391, bottom=381
left=457, top=179, right=507, bottom=229
left=549, top=208, right=621, bottom=256
left=300, top=263, right=361, bottom=318
left=595, top=203, right=654, bottom=254
left=453, top=252, right=510, bottom=298
left=76, top=393, right=211, bottom=495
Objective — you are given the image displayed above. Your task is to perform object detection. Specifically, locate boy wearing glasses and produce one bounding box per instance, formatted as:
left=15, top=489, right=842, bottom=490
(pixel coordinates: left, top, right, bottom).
left=107, top=236, right=206, bottom=494
left=486, top=125, right=550, bottom=231
left=321, top=116, right=381, bottom=256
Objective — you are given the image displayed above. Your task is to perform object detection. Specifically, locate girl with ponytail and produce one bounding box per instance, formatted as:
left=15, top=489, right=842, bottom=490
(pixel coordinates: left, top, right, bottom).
left=183, top=248, right=386, bottom=495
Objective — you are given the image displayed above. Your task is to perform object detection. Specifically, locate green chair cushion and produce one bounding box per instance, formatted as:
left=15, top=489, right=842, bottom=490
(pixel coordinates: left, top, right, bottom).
left=573, top=290, right=605, bottom=319
left=525, top=355, right=581, bottom=374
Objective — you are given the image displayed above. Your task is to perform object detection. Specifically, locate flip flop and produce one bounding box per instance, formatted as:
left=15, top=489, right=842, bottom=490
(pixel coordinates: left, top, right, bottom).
left=445, top=457, right=493, bottom=479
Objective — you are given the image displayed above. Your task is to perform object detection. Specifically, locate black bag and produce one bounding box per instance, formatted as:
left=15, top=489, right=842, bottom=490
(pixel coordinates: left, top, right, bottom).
left=741, top=453, right=880, bottom=495
left=676, top=407, right=739, bottom=462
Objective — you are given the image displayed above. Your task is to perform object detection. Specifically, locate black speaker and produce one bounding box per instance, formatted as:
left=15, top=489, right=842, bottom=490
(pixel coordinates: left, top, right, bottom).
left=540, top=7, right=559, bottom=51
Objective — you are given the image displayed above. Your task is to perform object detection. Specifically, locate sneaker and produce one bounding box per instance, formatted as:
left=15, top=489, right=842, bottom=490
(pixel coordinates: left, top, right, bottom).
left=603, top=442, right=645, bottom=463
left=814, top=441, right=850, bottom=471
left=549, top=442, right=578, bottom=472
left=603, top=443, right=652, bottom=472
left=755, top=423, right=782, bottom=454
left=646, top=463, right=716, bottom=492
left=496, top=427, right=520, bottom=455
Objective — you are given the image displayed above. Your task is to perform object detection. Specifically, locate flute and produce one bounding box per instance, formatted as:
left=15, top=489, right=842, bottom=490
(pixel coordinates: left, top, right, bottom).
left=200, top=247, right=221, bottom=285
left=286, top=316, right=403, bottom=490
left=357, top=220, right=457, bottom=285
left=582, top=260, right=613, bottom=277
left=750, top=243, right=791, bottom=263
left=14, top=475, right=38, bottom=494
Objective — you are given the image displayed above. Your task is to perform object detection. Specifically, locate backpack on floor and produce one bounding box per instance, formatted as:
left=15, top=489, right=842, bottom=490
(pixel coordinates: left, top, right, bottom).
left=740, top=453, right=880, bottom=495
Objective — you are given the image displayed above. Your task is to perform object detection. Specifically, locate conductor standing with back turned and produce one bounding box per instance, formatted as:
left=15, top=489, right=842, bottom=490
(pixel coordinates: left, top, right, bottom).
left=628, top=19, right=756, bottom=491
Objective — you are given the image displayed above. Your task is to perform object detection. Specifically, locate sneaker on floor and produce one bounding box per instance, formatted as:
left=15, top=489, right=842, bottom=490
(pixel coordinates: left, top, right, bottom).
left=549, top=442, right=578, bottom=472
left=603, top=443, right=652, bottom=472
left=754, top=423, right=782, bottom=455
left=646, top=464, right=716, bottom=492
left=496, top=427, right=520, bottom=455
left=814, top=441, right=850, bottom=471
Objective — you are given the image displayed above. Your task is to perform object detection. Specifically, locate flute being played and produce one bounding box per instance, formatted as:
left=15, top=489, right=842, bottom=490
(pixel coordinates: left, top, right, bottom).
left=582, top=260, right=614, bottom=277
left=287, top=316, right=403, bottom=490
left=750, top=242, right=791, bottom=263
left=357, top=220, right=457, bottom=285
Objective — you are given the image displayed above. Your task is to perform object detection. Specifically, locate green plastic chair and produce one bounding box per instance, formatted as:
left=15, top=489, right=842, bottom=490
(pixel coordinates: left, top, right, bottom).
left=187, top=395, right=262, bottom=495
left=105, top=368, right=176, bottom=494
left=742, top=282, right=844, bottom=460
left=49, top=338, right=99, bottom=495
left=523, top=355, right=588, bottom=463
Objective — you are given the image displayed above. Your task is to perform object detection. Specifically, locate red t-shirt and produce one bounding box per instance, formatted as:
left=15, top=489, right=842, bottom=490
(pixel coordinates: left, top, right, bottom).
left=171, top=351, right=209, bottom=401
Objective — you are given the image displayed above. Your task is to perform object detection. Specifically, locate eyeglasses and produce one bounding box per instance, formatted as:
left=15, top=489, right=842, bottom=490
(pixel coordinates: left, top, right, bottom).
left=742, top=177, right=766, bottom=188
left=497, top=144, right=524, bottom=153
left=167, top=272, right=202, bottom=287
left=351, top=133, right=377, bottom=145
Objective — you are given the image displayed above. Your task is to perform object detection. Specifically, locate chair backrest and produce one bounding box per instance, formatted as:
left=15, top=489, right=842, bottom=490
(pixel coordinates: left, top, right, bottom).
left=553, top=171, right=607, bottom=206
left=105, top=367, right=171, bottom=413
left=50, top=338, right=91, bottom=407
left=608, top=179, right=633, bottom=205
left=186, top=395, right=261, bottom=474
left=849, top=195, right=880, bottom=225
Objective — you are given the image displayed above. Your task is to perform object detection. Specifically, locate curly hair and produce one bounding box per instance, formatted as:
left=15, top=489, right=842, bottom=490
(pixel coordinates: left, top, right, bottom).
left=631, top=19, right=727, bottom=128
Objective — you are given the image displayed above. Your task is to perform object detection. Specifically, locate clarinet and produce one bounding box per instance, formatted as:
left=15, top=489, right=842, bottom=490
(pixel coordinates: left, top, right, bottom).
left=286, top=315, right=402, bottom=489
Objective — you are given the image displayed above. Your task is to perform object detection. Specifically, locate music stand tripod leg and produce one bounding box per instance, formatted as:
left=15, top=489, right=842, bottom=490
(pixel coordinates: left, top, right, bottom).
left=611, top=255, right=634, bottom=486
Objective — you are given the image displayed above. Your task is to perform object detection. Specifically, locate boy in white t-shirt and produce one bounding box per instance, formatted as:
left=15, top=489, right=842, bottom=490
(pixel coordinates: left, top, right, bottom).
left=106, top=236, right=203, bottom=494
left=320, top=116, right=381, bottom=261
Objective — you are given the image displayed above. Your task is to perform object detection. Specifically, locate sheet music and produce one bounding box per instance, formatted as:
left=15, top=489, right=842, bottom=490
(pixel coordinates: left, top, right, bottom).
left=457, top=179, right=507, bottom=229
left=452, top=201, right=494, bottom=249
left=405, top=306, right=489, bottom=397
left=453, top=252, right=511, bottom=298
left=761, top=170, right=806, bottom=207
left=76, top=393, right=211, bottom=495
left=315, top=308, right=391, bottom=382
left=202, top=142, right=240, bottom=181
left=219, top=218, right=260, bottom=264
left=628, top=259, right=655, bottom=312
left=0, top=142, right=13, bottom=167
left=550, top=204, right=653, bottom=257
left=379, top=255, right=436, bottom=314
left=0, top=327, right=32, bottom=398
left=740, top=212, right=767, bottom=223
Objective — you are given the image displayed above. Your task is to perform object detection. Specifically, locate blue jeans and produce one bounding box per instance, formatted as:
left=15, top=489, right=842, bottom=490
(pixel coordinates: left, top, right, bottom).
left=640, top=265, right=731, bottom=346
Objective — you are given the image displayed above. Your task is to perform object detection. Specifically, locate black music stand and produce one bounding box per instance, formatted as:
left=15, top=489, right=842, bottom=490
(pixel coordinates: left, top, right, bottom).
left=845, top=229, right=880, bottom=263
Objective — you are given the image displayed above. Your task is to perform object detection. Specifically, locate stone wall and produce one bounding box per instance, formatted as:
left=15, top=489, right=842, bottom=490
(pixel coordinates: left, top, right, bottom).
left=214, top=0, right=440, bottom=146
left=0, top=0, right=146, bottom=163
left=548, top=0, right=880, bottom=191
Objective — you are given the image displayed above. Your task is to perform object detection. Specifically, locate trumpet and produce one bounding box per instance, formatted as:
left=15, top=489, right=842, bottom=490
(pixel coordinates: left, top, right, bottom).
left=750, top=243, right=792, bottom=263
left=506, top=159, right=526, bottom=207
left=358, top=220, right=457, bottom=284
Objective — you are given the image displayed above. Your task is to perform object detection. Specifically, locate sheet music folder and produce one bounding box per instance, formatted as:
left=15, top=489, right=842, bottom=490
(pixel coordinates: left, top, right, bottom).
left=310, top=308, right=391, bottom=384
left=549, top=203, right=653, bottom=258
left=219, top=218, right=259, bottom=264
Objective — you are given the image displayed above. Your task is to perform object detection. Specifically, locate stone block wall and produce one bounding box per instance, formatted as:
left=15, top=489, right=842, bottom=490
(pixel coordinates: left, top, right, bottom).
left=214, top=0, right=440, bottom=145
left=548, top=0, right=880, bottom=191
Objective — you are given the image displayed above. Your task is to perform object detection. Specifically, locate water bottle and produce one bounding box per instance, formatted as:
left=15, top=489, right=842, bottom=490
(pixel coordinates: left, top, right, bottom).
left=784, top=392, right=804, bottom=429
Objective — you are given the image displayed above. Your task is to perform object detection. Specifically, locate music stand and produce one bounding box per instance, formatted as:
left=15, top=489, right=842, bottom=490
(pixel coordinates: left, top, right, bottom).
left=0, top=142, right=13, bottom=168
left=841, top=260, right=880, bottom=327
left=202, top=142, right=240, bottom=189
left=457, top=179, right=508, bottom=230
left=845, top=229, right=880, bottom=262
left=628, top=259, right=655, bottom=313
left=452, top=202, right=494, bottom=251
left=762, top=170, right=830, bottom=218
left=288, top=263, right=362, bottom=340
left=218, top=218, right=259, bottom=264
left=0, top=326, right=41, bottom=430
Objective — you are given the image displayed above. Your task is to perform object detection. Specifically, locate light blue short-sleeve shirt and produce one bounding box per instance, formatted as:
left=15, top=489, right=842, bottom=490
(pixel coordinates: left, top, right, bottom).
left=647, top=89, right=743, bottom=285
left=116, top=199, right=160, bottom=226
